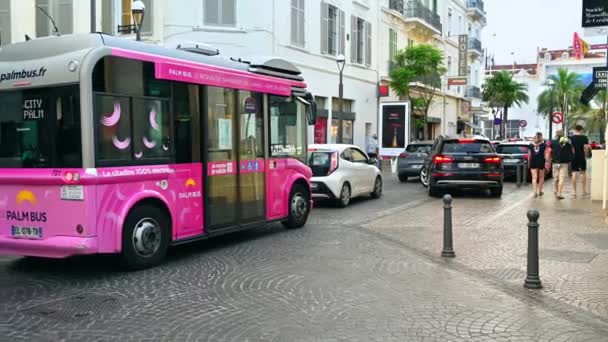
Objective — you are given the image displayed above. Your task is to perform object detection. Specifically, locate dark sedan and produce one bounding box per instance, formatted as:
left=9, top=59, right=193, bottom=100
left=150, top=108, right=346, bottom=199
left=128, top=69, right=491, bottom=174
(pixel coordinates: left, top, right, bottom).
left=397, top=141, right=433, bottom=182
left=496, top=143, right=530, bottom=179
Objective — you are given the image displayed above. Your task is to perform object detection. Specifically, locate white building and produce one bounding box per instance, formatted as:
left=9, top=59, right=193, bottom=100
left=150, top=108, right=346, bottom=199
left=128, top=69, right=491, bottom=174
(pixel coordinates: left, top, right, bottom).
left=485, top=48, right=606, bottom=140
left=0, top=0, right=489, bottom=150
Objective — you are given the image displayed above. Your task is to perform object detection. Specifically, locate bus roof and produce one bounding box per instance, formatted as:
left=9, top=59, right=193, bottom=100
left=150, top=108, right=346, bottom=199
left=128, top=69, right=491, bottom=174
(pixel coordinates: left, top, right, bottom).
left=0, top=34, right=307, bottom=94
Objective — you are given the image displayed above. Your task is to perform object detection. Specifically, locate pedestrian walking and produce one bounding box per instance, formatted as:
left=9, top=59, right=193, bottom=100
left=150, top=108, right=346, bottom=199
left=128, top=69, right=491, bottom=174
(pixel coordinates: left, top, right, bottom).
left=549, top=130, right=574, bottom=200
left=570, top=124, right=591, bottom=197
left=528, top=132, right=548, bottom=198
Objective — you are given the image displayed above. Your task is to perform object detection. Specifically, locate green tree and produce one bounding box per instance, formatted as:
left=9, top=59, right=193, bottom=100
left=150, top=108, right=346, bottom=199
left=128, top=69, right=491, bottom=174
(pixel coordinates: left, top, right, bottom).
left=390, top=44, right=446, bottom=140
left=482, top=71, right=529, bottom=139
left=570, top=90, right=607, bottom=143
left=537, top=68, right=585, bottom=132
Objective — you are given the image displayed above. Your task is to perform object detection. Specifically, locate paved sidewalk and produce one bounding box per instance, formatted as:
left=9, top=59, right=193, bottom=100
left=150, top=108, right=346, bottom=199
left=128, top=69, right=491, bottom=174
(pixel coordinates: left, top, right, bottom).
left=364, top=180, right=608, bottom=327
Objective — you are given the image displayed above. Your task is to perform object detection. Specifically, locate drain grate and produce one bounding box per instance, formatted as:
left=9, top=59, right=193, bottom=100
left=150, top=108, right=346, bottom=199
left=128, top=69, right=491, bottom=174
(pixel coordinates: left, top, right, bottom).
left=577, top=234, right=608, bottom=250
left=22, top=294, right=123, bottom=321
left=485, top=268, right=526, bottom=281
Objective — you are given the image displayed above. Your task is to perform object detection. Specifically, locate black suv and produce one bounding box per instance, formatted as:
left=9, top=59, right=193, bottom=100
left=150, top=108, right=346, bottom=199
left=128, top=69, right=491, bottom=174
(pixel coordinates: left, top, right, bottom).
left=423, top=135, right=504, bottom=197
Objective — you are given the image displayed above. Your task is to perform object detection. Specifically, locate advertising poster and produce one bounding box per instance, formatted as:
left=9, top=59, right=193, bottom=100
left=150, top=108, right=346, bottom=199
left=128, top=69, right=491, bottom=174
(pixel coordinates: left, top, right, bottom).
left=379, top=103, right=409, bottom=157
left=314, top=117, right=327, bottom=144
left=582, top=0, right=608, bottom=28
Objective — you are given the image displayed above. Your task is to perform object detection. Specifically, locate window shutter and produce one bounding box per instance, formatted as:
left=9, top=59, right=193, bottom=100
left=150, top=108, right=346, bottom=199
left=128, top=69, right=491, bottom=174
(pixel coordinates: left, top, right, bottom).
left=57, top=0, right=74, bottom=35
left=222, top=0, right=236, bottom=26
left=350, top=16, right=357, bottom=62
left=140, top=0, right=153, bottom=34
left=338, top=9, right=345, bottom=55
left=365, top=21, right=372, bottom=66
left=204, top=0, right=219, bottom=25
left=101, top=0, right=113, bottom=34
left=0, top=1, right=10, bottom=45
left=298, top=0, right=305, bottom=46
left=36, top=0, right=51, bottom=37
left=320, top=2, right=328, bottom=54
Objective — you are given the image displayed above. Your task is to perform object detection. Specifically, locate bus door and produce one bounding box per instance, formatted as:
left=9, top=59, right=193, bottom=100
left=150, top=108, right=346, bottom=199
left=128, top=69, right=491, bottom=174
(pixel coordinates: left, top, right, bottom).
left=204, top=88, right=265, bottom=231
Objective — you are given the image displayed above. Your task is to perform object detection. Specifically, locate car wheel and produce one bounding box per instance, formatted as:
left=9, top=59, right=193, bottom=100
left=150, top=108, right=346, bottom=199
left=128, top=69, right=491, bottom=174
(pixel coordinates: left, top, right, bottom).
left=420, top=168, right=429, bottom=187
left=337, top=183, right=351, bottom=208
left=490, top=187, right=503, bottom=198
left=282, top=184, right=310, bottom=229
left=371, top=176, right=383, bottom=199
left=120, top=204, right=170, bottom=270
left=398, top=174, right=408, bottom=183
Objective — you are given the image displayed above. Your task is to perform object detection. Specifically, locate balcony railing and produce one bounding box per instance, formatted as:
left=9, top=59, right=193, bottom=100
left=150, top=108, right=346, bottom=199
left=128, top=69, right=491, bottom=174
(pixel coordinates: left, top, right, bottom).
left=465, top=85, right=481, bottom=99
left=390, top=0, right=442, bottom=34
left=468, top=38, right=482, bottom=54
left=466, top=0, right=484, bottom=13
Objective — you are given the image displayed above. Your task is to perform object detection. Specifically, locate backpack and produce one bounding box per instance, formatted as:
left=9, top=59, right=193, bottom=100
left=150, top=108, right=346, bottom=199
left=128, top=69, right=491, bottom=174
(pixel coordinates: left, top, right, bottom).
left=558, top=142, right=574, bottom=163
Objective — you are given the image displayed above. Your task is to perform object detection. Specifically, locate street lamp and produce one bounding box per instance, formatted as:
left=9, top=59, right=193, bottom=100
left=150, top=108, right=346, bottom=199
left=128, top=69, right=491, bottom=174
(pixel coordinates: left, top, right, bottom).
left=132, top=0, right=146, bottom=41
left=336, top=54, right=346, bottom=144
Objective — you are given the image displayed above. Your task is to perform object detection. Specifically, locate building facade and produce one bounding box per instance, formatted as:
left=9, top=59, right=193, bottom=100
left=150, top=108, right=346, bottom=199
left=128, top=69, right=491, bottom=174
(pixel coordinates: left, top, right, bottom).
left=0, top=0, right=489, bottom=152
left=485, top=48, right=606, bottom=140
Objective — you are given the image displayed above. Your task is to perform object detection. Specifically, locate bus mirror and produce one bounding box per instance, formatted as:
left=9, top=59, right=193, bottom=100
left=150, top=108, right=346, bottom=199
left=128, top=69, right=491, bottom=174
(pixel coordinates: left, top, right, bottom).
left=304, top=92, right=317, bottom=125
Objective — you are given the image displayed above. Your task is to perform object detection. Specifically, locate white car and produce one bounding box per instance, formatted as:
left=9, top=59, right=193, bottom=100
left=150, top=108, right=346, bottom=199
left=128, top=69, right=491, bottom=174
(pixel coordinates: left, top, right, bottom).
left=308, top=144, right=383, bottom=207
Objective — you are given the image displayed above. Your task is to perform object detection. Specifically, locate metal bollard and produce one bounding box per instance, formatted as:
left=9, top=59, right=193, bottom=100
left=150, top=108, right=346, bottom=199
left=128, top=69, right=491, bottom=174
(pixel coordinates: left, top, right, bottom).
left=524, top=210, right=542, bottom=289
left=441, top=194, right=456, bottom=258
left=516, top=162, right=522, bottom=187
left=522, top=161, right=528, bottom=184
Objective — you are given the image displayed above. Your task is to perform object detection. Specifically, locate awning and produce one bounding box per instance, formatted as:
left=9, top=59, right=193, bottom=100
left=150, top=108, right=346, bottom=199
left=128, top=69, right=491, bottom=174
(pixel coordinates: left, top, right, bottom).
left=426, top=117, right=441, bottom=124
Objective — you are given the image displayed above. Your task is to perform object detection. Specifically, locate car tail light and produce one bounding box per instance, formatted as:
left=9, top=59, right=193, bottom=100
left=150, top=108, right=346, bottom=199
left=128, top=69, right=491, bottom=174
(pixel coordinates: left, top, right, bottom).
left=399, top=153, right=409, bottom=158
left=458, top=138, right=476, bottom=143
left=523, top=154, right=530, bottom=160
left=433, top=155, right=453, bottom=164
left=484, top=156, right=502, bottom=164
left=328, top=152, right=339, bottom=175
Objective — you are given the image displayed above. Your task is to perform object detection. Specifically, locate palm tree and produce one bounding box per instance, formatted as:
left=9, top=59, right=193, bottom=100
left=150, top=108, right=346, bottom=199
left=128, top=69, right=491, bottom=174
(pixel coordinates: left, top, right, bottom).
left=482, top=71, right=529, bottom=138
left=570, top=90, right=607, bottom=143
left=544, top=68, right=585, bottom=132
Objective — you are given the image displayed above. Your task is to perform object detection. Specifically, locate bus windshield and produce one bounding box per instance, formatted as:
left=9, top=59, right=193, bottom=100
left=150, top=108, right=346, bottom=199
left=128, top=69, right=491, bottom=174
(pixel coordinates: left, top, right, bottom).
left=269, top=95, right=307, bottom=162
left=0, top=85, right=82, bottom=168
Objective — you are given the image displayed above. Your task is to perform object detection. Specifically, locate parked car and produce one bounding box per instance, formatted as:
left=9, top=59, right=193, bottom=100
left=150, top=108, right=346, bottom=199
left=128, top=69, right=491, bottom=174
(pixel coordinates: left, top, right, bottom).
left=496, top=142, right=551, bottom=180
left=397, top=141, right=434, bottom=182
left=308, top=144, right=383, bottom=207
left=421, top=135, right=504, bottom=197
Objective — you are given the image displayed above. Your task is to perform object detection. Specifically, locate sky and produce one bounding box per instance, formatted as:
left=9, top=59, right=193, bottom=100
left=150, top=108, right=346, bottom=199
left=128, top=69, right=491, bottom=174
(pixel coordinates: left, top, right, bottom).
left=482, top=0, right=607, bottom=66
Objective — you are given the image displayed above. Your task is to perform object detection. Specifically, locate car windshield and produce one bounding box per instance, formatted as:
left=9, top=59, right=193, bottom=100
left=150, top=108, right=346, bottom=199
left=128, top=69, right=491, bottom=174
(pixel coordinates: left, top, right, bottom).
left=496, top=145, right=529, bottom=154
left=405, top=144, right=432, bottom=153
left=442, top=140, right=494, bottom=154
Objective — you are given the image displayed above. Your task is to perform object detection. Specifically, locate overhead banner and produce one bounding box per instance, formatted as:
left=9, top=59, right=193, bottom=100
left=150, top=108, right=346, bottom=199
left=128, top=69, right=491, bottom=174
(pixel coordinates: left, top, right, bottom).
left=582, top=0, right=608, bottom=28
left=379, top=103, right=409, bottom=157
left=458, top=35, right=468, bottom=77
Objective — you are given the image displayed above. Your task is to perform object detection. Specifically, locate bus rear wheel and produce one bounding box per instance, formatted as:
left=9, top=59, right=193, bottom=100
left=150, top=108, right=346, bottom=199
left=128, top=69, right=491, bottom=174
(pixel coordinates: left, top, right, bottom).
left=282, top=184, right=310, bottom=229
left=120, top=204, right=170, bottom=269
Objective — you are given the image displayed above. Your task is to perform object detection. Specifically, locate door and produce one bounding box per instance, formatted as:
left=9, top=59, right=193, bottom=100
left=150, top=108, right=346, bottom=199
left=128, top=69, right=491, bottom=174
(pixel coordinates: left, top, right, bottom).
left=350, top=147, right=375, bottom=192
left=205, top=87, right=238, bottom=229
left=237, top=91, right=265, bottom=223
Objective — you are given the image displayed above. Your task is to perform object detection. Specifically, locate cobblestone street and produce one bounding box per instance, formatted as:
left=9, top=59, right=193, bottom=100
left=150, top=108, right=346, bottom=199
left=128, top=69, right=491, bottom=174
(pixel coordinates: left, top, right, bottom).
left=1, top=174, right=608, bottom=341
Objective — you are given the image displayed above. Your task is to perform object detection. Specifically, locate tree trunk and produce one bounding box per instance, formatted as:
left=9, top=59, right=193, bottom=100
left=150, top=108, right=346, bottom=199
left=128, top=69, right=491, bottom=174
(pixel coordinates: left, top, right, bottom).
left=502, top=106, right=509, bottom=139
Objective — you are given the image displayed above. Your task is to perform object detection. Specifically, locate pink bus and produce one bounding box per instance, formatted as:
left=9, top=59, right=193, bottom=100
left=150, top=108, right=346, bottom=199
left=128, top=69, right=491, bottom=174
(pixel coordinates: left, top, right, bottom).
left=0, top=34, right=317, bottom=269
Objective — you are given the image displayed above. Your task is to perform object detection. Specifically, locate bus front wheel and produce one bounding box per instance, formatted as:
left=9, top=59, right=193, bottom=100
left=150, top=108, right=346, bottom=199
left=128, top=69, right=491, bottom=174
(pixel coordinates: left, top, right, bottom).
left=282, top=184, right=310, bottom=229
left=120, top=204, right=170, bottom=269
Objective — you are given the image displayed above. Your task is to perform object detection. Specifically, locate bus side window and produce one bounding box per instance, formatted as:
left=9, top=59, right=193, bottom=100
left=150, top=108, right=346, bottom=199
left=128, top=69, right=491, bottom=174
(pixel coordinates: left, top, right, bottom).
left=173, top=83, right=201, bottom=163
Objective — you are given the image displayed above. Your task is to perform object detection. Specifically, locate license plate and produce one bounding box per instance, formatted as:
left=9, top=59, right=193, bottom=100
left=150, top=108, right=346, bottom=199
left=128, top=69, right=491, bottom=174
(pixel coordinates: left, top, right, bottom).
left=11, top=226, right=42, bottom=239
left=503, top=159, right=518, bottom=164
left=459, top=163, right=479, bottom=168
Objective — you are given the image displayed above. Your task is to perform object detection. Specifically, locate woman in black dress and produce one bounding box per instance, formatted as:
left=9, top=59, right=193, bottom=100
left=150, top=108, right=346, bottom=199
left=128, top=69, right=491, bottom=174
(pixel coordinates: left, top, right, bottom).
left=529, top=133, right=548, bottom=198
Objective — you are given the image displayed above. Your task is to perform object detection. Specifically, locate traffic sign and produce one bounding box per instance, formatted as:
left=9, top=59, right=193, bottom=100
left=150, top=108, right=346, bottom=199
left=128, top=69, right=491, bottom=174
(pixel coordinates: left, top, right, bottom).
left=552, top=112, right=564, bottom=124
left=519, top=120, right=527, bottom=128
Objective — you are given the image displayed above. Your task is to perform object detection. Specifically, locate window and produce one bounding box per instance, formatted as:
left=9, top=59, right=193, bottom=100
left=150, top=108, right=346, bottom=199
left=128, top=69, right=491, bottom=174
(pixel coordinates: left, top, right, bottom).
left=119, top=0, right=153, bottom=35
left=407, top=39, right=414, bottom=47
left=350, top=148, right=368, bottom=163
left=389, top=29, right=398, bottom=61
left=321, top=2, right=345, bottom=56
left=93, top=57, right=171, bottom=165
left=204, top=0, right=236, bottom=27
left=447, top=56, right=452, bottom=75
left=36, top=0, right=73, bottom=37
left=101, top=0, right=113, bottom=34
left=447, top=7, right=452, bottom=37
left=544, top=52, right=552, bottom=62
left=561, top=52, right=569, bottom=60
left=0, top=1, right=10, bottom=46
left=173, top=83, right=201, bottom=163
left=351, top=16, right=371, bottom=65
left=269, top=96, right=307, bottom=162
left=458, top=15, right=462, bottom=34
left=0, top=85, right=82, bottom=168
left=441, top=140, right=493, bottom=153
left=291, top=0, right=305, bottom=47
